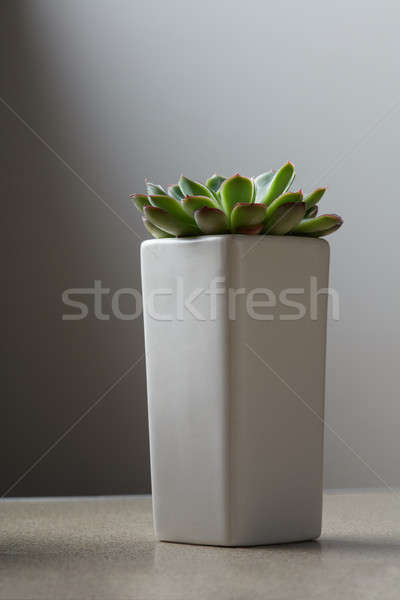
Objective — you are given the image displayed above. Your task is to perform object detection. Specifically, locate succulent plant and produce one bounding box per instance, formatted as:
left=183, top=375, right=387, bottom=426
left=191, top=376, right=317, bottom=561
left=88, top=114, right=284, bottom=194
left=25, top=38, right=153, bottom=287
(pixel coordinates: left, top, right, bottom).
left=130, top=163, right=343, bottom=239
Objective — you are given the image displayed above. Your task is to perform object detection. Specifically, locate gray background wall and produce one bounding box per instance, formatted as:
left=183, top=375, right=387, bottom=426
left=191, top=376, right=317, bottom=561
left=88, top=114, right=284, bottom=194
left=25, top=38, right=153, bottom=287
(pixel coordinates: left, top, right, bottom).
left=2, top=0, right=399, bottom=495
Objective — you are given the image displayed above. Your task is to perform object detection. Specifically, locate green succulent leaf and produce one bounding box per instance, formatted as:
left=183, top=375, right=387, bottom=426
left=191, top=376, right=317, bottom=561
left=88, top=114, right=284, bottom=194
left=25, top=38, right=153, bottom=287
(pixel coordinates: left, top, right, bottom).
left=236, top=224, right=264, bottom=235
left=206, top=174, right=226, bottom=193
left=291, top=214, right=343, bottom=237
left=130, top=194, right=150, bottom=214
left=254, top=170, right=275, bottom=203
left=144, top=206, right=199, bottom=237
left=142, top=217, right=173, bottom=238
left=220, top=174, right=254, bottom=217
left=265, top=191, right=303, bottom=222
left=264, top=202, right=306, bottom=235
left=179, top=175, right=216, bottom=201
left=305, top=205, right=318, bottom=218
left=168, top=184, right=185, bottom=202
left=148, top=194, right=195, bottom=224
left=145, top=180, right=167, bottom=196
left=182, top=195, right=217, bottom=217
left=231, top=202, right=267, bottom=233
left=309, top=223, right=342, bottom=237
left=304, top=188, right=326, bottom=209
left=261, top=162, right=295, bottom=206
left=194, top=206, right=229, bottom=234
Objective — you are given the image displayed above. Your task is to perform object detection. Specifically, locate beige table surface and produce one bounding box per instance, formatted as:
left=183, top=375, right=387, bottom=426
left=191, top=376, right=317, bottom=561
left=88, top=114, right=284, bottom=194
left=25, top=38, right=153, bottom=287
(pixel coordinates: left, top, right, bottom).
left=0, top=491, right=399, bottom=600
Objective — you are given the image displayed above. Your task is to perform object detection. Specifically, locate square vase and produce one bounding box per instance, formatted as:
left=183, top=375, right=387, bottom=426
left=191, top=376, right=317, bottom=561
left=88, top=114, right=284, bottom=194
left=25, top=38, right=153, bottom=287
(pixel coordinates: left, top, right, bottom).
left=141, top=235, right=330, bottom=546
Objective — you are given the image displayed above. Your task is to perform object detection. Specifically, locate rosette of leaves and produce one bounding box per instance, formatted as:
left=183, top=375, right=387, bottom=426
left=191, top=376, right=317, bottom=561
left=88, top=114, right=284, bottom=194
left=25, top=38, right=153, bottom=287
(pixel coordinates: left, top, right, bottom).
left=130, top=162, right=343, bottom=239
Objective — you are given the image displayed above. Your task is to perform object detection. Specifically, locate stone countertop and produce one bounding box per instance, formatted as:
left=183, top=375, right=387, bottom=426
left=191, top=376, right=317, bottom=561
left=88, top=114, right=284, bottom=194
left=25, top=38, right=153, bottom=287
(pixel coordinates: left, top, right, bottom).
left=0, top=491, right=399, bottom=599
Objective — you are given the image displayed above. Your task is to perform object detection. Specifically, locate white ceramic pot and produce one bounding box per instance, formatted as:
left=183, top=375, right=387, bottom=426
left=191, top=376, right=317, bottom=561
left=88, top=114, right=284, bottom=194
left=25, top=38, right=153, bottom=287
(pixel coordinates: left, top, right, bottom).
left=141, top=235, right=330, bottom=546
